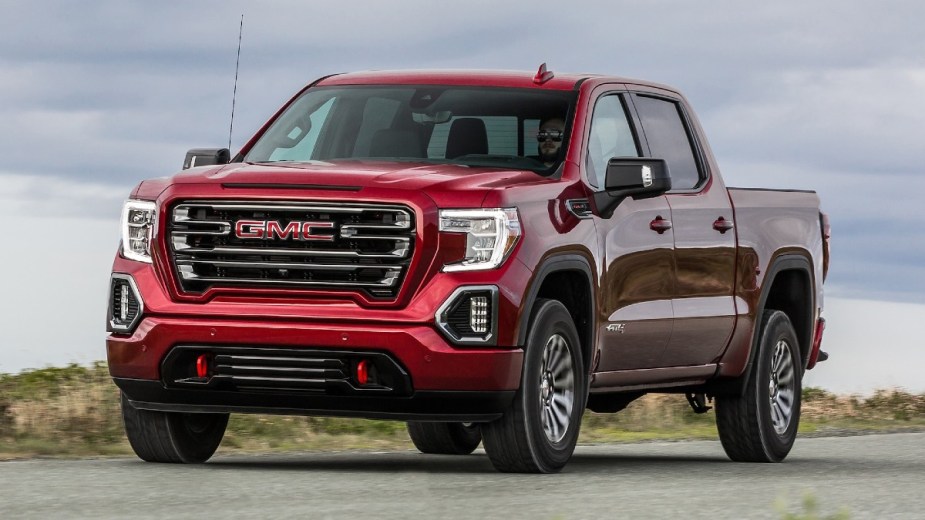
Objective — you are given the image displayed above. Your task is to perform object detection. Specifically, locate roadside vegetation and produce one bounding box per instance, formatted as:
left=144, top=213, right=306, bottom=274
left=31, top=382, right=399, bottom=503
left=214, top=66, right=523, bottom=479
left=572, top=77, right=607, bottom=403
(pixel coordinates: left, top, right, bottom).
left=1, top=363, right=923, bottom=459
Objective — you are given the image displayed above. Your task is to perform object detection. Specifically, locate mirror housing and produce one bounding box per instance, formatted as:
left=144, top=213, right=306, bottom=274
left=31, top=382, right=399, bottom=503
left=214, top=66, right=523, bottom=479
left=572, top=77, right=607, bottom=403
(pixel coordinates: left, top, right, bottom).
left=594, top=158, right=671, bottom=218
left=183, top=148, right=230, bottom=170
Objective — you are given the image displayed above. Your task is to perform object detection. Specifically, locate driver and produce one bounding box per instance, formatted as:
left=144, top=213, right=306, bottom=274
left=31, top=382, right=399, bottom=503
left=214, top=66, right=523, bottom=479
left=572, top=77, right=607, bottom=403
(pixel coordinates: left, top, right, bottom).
left=536, top=117, right=565, bottom=167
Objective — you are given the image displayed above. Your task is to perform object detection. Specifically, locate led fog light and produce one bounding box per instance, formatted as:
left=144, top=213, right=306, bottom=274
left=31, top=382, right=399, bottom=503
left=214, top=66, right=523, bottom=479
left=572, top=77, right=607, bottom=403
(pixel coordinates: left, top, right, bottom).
left=436, top=286, right=498, bottom=345
left=107, top=274, right=144, bottom=333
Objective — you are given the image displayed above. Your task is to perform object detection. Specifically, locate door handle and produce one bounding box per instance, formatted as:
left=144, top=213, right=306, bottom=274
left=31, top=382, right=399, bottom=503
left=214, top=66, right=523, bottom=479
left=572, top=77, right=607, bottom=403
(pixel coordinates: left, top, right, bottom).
left=713, top=217, right=734, bottom=233
left=650, top=216, right=672, bottom=234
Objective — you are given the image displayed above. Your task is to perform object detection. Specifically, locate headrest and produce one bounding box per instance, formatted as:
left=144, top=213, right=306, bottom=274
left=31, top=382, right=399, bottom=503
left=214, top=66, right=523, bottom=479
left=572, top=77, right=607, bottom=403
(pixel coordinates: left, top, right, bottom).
left=445, top=118, right=488, bottom=159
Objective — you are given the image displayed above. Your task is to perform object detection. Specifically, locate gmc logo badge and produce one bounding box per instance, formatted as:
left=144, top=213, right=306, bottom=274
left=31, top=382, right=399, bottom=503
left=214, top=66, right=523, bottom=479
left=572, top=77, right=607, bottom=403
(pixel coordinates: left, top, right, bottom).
left=235, top=220, right=335, bottom=241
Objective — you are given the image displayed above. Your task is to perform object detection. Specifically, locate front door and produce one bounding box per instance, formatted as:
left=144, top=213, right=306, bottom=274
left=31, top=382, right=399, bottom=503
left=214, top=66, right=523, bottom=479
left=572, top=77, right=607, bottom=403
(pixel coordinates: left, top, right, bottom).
left=585, top=90, right=676, bottom=373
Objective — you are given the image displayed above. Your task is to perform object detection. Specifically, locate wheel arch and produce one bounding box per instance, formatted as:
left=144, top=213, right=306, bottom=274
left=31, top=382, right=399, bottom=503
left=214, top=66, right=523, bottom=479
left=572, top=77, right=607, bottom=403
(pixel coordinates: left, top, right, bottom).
left=747, top=254, right=816, bottom=374
left=710, top=253, right=815, bottom=396
left=516, top=254, right=596, bottom=376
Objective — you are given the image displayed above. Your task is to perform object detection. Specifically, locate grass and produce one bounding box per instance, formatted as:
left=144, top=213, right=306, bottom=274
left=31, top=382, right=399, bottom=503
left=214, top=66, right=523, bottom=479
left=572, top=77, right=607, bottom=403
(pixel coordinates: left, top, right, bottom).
left=1, top=363, right=923, bottom=459
left=776, top=493, right=851, bottom=520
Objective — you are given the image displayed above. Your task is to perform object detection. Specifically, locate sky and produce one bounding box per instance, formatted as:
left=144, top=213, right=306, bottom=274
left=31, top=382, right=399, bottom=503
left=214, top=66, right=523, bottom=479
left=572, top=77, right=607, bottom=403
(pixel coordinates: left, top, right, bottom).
left=0, top=1, right=922, bottom=392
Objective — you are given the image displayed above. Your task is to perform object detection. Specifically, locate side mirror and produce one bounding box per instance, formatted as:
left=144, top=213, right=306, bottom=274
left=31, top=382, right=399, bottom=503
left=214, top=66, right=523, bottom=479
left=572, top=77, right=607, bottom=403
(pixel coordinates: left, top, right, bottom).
left=594, top=158, right=672, bottom=218
left=183, top=148, right=230, bottom=170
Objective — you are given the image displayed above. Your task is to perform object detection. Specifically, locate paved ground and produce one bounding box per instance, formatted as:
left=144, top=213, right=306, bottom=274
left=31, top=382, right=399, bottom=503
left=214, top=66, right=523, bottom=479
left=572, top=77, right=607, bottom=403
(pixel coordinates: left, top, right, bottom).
left=1, top=432, right=922, bottom=519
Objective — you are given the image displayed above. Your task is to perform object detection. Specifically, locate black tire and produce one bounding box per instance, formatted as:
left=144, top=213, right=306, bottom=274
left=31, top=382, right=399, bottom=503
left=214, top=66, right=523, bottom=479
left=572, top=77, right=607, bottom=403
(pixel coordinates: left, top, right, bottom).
left=715, top=310, right=803, bottom=462
left=481, top=299, right=586, bottom=473
left=406, top=422, right=482, bottom=455
left=121, top=392, right=229, bottom=463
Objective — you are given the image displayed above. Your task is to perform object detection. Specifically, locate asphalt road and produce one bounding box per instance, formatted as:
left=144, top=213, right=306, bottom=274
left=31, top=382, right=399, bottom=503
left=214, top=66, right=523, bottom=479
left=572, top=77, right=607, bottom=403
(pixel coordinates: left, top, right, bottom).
left=1, top=432, right=921, bottom=519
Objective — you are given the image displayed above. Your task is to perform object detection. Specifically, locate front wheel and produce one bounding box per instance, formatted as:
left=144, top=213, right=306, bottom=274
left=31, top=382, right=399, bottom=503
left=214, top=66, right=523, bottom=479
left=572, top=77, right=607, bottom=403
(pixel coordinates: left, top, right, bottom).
left=406, top=422, right=481, bottom=455
left=715, top=310, right=802, bottom=462
left=481, top=299, right=586, bottom=473
left=121, top=392, right=228, bottom=463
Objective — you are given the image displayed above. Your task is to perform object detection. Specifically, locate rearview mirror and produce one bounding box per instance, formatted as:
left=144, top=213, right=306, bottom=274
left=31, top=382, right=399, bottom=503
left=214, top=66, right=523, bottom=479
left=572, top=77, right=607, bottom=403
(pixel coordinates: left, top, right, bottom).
left=594, top=158, right=671, bottom=218
left=411, top=110, right=453, bottom=124
left=183, top=148, right=230, bottom=170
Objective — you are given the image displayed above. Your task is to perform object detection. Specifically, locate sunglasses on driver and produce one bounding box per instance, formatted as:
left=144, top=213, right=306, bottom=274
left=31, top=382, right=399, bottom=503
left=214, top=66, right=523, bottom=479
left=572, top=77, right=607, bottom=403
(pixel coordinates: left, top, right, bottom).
left=536, top=129, right=564, bottom=142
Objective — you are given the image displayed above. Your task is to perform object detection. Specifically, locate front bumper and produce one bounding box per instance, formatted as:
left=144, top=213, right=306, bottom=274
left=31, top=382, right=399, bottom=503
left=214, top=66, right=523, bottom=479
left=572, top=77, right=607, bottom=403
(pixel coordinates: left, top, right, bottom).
left=107, top=316, right=523, bottom=420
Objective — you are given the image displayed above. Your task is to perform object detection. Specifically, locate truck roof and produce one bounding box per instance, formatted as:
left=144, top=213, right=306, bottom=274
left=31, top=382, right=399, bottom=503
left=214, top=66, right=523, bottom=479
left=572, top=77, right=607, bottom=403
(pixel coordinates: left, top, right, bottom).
left=315, top=68, right=656, bottom=91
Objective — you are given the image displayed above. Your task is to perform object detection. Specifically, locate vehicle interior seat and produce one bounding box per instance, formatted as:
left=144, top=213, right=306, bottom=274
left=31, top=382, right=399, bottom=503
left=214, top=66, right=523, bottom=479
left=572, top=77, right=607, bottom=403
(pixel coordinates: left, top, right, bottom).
left=368, top=129, right=426, bottom=158
left=445, top=118, right=488, bottom=159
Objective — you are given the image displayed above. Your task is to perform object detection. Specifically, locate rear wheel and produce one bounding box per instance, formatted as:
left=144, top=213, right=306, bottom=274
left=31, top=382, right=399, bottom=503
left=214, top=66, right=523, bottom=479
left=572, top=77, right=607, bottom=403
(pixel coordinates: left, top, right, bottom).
left=715, top=310, right=802, bottom=462
left=406, top=422, right=481, bottom=455
left=481, top=299, right=586, bottom=473
left=121, top=392, right=228, bottom=463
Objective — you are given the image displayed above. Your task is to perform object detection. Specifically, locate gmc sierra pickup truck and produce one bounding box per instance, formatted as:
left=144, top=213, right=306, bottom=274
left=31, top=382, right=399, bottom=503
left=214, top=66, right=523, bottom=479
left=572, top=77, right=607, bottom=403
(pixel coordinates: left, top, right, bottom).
left=107, top=66, right=829, bottom=473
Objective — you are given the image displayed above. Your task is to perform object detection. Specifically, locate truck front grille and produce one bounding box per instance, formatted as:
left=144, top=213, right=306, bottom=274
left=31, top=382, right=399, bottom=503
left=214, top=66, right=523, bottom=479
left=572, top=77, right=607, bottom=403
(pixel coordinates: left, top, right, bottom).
left=167, top=201, right=415, bottom=298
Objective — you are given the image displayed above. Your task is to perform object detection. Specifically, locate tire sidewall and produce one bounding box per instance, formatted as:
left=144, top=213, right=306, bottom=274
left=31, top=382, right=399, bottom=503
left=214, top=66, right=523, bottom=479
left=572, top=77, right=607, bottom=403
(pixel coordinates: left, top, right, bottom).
left=754, top=311, right=802, bottom=461
left=520, top=300, right=586, bottom=471
left=166, top=412, right=229, bottom=463
left=453, top=422, right=482, bottom=449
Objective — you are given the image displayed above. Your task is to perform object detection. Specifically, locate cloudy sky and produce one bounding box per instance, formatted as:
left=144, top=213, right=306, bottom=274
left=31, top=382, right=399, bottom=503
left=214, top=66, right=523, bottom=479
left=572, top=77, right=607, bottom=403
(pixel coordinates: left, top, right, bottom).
left=1, top=1, right=922, bottom=392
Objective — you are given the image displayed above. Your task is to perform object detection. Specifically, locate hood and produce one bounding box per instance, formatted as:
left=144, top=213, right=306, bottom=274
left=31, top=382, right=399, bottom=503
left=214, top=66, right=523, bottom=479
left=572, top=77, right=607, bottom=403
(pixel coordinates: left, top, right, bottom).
left=165, top=160, right=554, bottom=206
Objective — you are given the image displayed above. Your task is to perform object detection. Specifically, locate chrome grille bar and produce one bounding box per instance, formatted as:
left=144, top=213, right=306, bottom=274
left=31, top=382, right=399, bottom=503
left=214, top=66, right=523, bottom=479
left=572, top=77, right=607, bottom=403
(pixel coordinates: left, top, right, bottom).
left=174, top=274, right=400, bottom=288
left=171, top=244, right=409, bottom=258
left=177, top=259, right=405, bottom=271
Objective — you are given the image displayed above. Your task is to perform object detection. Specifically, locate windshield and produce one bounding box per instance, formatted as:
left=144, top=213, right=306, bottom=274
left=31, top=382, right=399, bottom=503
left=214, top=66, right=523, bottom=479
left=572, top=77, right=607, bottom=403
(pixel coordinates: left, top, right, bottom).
left=244, top=86, right=576, bottom=173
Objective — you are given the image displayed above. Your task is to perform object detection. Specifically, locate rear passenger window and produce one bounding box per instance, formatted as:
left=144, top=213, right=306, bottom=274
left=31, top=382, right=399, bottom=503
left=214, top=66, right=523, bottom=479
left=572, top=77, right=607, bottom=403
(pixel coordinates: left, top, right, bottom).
left=523, top=119, right=540, bottom=155
left=632, top=95, right=702, bottom=190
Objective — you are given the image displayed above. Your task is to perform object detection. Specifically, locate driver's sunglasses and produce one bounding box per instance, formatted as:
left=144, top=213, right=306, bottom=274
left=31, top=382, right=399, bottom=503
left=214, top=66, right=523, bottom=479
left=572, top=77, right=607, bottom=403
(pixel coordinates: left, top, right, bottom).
left=536, top=129, right=564, bottom=142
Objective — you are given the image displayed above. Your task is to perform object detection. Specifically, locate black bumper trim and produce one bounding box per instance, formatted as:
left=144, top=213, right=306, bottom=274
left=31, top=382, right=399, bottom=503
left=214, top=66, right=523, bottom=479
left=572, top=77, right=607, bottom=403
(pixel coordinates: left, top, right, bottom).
left=114, top=378, right=514, bottom=422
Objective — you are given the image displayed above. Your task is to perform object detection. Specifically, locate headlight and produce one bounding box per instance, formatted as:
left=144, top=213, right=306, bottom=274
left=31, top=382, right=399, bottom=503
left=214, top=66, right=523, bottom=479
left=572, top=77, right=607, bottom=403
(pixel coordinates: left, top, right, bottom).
left=439, top=208, right=521, bottom=272
left=121, top=200, right=156, bottom=263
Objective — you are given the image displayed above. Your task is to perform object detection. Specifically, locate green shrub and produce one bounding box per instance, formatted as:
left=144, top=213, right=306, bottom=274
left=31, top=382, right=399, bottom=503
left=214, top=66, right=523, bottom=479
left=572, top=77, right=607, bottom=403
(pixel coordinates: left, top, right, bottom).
left=0, top=363, right=922, bottom=457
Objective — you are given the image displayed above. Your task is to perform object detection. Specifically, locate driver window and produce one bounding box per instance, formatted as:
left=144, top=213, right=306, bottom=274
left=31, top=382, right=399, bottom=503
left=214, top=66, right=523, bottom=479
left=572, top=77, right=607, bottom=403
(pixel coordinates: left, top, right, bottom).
left=586, top=95, right=638, bottom=189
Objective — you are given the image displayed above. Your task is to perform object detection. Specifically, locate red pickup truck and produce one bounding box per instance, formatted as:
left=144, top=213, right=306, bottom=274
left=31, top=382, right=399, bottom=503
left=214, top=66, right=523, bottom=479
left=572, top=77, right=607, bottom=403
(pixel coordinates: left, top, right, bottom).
left=107, top=66, right=829, bottom=473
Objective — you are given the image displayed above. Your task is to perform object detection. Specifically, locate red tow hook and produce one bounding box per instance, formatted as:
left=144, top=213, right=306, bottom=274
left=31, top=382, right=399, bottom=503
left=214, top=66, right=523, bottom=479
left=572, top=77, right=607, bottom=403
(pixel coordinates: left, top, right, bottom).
left=196, top=353, right=212, bottom=379
left=806, top=318, right=827, bottom=370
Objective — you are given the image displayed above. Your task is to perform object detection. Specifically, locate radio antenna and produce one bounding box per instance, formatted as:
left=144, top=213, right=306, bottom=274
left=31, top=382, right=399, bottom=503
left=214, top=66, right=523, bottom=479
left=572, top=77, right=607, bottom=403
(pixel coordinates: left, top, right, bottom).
left=228, top=14, right=244, bottom=151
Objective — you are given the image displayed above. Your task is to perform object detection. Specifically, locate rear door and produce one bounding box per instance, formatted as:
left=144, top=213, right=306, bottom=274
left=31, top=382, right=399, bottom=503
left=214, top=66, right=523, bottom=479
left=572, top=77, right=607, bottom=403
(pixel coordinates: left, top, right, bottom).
left=629, top=90, right=737, bottom=367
